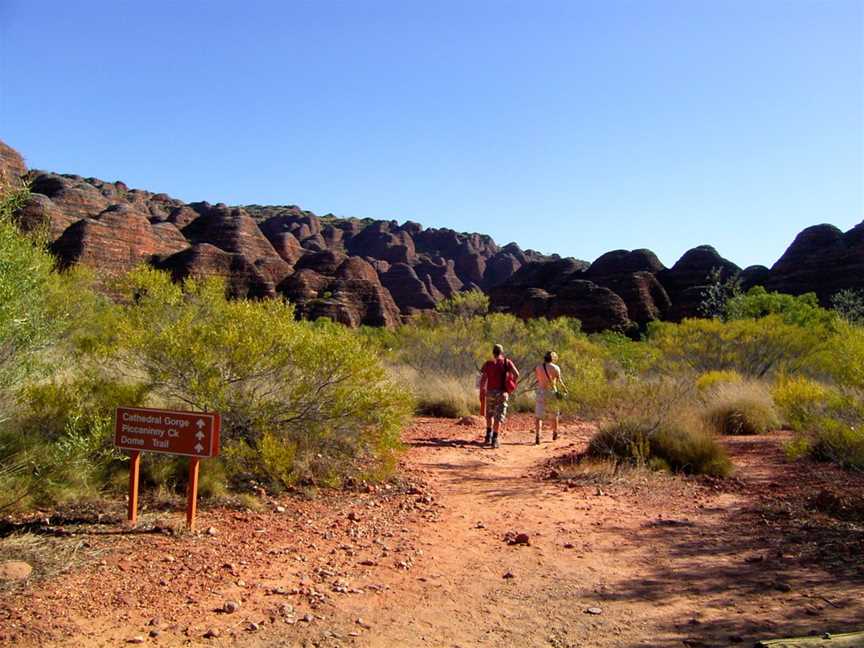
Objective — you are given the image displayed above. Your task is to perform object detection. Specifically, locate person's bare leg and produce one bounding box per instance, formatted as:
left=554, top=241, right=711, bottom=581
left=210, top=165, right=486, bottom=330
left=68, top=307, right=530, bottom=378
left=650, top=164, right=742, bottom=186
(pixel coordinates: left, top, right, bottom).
left=534, top=417, right=542, bottom=445
left=552, top=411, right=559, bottom=441
left=484, top=413, right=493, bottom=446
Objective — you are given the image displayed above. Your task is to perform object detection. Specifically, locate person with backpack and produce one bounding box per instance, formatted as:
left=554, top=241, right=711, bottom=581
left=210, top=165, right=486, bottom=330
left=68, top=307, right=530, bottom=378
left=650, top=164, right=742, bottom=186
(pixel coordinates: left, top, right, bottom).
left=534, top=350, right=567, bottom=445
left=479, top=344, right=519, bottom=448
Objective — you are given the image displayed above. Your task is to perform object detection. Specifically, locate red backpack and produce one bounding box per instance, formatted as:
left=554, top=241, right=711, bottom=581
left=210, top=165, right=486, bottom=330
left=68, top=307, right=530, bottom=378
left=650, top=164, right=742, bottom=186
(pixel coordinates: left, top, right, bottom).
left=501, top=356, right=518, bottom=394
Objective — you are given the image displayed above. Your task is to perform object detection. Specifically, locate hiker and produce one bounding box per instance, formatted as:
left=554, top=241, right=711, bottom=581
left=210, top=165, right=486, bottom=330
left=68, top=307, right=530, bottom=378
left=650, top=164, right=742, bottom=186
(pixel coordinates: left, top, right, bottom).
left=479, top=344, right=519, bottom=448
left=534, top=350, right=567, bottom=445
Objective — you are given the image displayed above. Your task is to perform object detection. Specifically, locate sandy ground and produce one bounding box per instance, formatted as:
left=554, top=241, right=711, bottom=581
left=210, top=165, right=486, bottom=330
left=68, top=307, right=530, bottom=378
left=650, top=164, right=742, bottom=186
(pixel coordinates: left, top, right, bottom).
left=1, top=415, right=863, bottom=647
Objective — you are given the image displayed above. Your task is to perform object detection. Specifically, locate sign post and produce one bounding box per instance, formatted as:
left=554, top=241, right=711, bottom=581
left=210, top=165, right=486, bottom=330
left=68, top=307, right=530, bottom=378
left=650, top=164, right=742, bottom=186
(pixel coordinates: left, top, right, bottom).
left=186, top=457, right=200, bottom=530
left=128, top=450, right=141, bottom=526
left=114, top=406, right=220, bottom=529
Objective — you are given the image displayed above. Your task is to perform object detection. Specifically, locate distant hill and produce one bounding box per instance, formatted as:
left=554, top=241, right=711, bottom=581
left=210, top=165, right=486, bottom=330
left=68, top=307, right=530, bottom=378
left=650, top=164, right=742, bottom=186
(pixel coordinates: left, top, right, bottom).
left=2, top=139, right=862, bottom=331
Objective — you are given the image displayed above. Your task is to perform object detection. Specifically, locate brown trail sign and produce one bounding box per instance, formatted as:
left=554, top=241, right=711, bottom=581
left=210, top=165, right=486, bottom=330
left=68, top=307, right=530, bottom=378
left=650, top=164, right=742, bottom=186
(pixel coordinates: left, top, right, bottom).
left=114, top=406, right=221, bottom=529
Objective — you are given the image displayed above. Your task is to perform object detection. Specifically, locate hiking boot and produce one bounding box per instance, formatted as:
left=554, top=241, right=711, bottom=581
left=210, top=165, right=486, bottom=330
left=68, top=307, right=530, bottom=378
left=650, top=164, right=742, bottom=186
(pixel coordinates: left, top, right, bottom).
left=535, top=431, right=540, bottom=445
left=491, top=433, right=500, bottom=449
left=483, top=429, right=492, bottom=446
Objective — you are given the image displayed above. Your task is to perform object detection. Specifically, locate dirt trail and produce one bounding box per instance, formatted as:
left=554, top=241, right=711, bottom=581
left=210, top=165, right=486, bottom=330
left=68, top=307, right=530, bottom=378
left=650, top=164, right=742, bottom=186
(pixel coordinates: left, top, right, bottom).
left=2, top=416, right=863, bottom=648
left=314, top=417, right=864, bottom=648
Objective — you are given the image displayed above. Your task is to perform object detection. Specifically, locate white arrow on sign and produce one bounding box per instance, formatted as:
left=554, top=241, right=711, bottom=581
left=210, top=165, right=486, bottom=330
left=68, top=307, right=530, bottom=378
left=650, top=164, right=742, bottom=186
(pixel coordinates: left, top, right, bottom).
left=196, top=419, right=205, bottom=429
left=195, top=431, right=205, bottom=440
left=194, top=443, right=204, bottom=453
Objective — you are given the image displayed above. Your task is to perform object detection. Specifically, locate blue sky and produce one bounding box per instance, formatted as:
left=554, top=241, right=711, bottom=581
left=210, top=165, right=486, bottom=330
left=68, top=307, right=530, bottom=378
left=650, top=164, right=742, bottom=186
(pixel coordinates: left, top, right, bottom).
left=1, top=1, right=861, bottom=268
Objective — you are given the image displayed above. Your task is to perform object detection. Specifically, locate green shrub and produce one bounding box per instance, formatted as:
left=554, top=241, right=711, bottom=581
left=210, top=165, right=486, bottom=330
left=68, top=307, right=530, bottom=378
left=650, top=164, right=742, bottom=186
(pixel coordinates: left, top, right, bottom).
left=702, top=380, right=780, bottom=435
left=814, top=321, right=864, bottom=390
left=696, top=370, right=742, bottom=392
left=772, top=375, right=833, bottom=431
left=773, top=376, right=864, bottom=471
left=797, top=418, right=864, bottom=471
left=648, top=315, right=825, bottom=378
left=831, top=288, right=864, bottom=326
left=587, top=419, right=731, bottom=477
left=112, top=267, right=413, bottom=487
left=0, top=183, right=60, bottom=390
left=725, top=286, right=837, bottom=329
left=434, top=289, right=489, bottom=320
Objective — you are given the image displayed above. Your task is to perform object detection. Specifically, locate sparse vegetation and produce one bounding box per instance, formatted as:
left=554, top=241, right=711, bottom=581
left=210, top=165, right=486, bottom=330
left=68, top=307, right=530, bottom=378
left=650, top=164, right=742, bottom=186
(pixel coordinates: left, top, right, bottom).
left=702, top=379, right=780, bottom=436
left=587, top=419, right=732, bottom=477
left=2, top=186, right=864, bottom=509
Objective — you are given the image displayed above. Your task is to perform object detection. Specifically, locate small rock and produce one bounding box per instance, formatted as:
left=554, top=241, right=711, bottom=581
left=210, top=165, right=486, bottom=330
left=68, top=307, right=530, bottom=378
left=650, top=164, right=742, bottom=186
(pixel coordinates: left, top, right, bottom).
left=147, top=617, right=161, bottom=627
left=247, top=622, right=260, bottom=632
left=236, top=579, right=246, bottom=587
left=0, top=561, right=32, bottom=581
left=585, top=607, right=603, bottom=615
left=203, top=628, right=221, bottom=639
left=275, top=506, right=286, bottom=513
left=223, top=600, right=240, bottom=614
left=206, top=526, right=218, bottom=536
left=773, top=581, right=793, bottom=593
left=475, top=522, right=486, bottom=529
left=504, top=532, right=530, bottom=546
left=126, top=637, right=145, bottom=645
left=563, top=543, right=575, bottom=549
left=149, top=630, right=161, bottom=639
left=348, top=511, right=361, bottom=522
left=302, top=613, right=314, bottom=623
left=279, top=603, right=294, bottom=615
left=356, top=618, right=372, bottom=629
left=502, top=571, right=515, bottom=579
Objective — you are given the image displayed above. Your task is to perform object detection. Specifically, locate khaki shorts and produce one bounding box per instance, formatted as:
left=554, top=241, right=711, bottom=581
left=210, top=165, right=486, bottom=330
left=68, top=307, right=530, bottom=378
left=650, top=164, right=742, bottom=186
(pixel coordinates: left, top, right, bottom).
left=535, top=388, right=559, bottom=419
left=486, top=389, right=509, bottom=424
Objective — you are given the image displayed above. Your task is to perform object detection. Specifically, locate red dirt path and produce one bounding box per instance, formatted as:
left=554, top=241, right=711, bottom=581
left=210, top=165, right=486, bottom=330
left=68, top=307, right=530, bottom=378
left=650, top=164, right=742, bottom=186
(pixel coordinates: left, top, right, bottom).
left=1, top=415, right=863, bottom=647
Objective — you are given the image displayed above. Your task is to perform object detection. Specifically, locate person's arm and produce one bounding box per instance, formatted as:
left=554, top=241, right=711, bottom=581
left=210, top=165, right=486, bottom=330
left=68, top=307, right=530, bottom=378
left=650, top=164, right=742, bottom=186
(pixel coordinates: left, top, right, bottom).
left=554, top=365, right=567, bottom=392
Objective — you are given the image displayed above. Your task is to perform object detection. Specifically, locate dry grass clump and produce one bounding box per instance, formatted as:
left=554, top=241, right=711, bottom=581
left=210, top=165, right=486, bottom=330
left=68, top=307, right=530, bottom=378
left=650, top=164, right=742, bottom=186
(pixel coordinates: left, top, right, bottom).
left=702, top=379, right=780, bottom=435
left=587, top=419, right=731, bottom=477
left=391, top=366, right=478, bottom=418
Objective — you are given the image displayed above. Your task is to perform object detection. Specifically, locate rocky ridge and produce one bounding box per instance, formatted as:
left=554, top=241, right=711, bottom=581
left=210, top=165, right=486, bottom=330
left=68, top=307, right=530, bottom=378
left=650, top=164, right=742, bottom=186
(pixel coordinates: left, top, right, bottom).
left=3, top=139, right=862, bottom=332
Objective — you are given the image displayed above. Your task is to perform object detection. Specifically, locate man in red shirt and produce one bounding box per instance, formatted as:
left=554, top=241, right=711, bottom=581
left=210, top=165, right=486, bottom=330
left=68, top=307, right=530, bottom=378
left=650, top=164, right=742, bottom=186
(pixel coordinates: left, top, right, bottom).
left=479, top=344, right=520, bottom=448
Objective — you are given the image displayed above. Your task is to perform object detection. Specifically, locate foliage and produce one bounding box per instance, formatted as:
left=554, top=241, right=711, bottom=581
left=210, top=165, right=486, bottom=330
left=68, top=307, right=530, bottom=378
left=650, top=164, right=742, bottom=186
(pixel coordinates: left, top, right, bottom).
left=702, top=380, right=780, bottom=435
left=699, top=267, right=742, bottom=319
left=434, top=289, right=490, bottom=320
left=587, top=419, right=731, bottom=477
left=771, top=375, right=833, bottom=432
left=773, top=376, right=864, bottom=471
left=724, top=286, right=836, bottom=329
left=695, top=370, right=742, bottom=392
left=831, top=288, right=864, bottom=326
left=388, top=312, right=610, bottom=417
left=648, top=315, right=824, bottom=378
left=0, top=183, right=59, bottom=392
left=814, top=321, right=864, bottom=390
left=111, top=267, right=412, bottom=488
left=591, top=331, right=660, bottom=377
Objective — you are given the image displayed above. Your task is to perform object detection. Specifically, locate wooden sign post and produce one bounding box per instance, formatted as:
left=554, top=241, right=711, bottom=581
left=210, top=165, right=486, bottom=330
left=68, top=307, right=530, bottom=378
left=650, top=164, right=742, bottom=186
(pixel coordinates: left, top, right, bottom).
left=114, top=406, right=221, bottom=530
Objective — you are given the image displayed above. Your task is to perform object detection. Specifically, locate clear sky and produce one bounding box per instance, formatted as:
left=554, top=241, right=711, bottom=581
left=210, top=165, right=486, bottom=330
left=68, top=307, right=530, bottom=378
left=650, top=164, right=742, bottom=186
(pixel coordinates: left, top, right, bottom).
left=1, top=1, right=861, bottom=268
